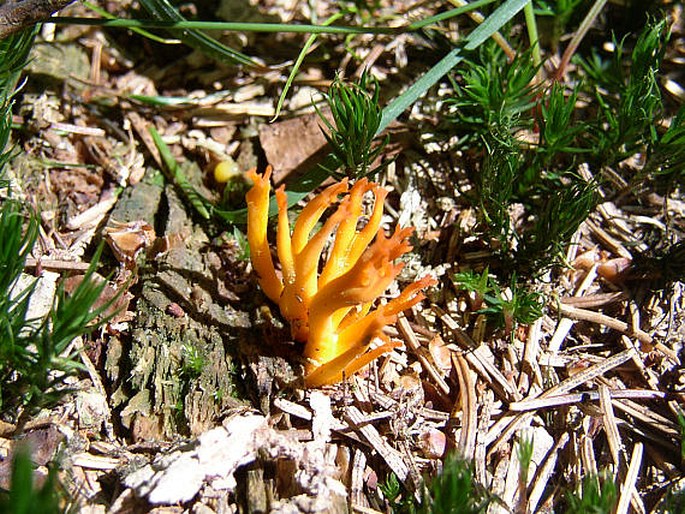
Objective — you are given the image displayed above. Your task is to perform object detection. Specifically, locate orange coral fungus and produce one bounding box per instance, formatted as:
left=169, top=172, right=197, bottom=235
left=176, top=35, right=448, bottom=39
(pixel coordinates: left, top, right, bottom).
left=245, top=166, right=435, bottom=387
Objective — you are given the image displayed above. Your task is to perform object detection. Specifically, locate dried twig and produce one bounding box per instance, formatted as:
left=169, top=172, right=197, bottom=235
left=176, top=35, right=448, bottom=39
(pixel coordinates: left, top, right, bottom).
left=0, top=0, right=75, bottom=39
left=451, top=352, right=477, bottom=459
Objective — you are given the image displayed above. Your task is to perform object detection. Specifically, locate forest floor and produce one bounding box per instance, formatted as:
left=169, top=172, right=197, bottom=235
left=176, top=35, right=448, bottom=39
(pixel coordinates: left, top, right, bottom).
left=2, top=1, right=685, bottom=513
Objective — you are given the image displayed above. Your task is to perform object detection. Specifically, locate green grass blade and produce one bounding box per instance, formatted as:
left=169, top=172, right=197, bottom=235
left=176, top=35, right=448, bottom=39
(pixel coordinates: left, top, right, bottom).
left=379, top=0, right=529, bottom=134
left=149, top=127, right=212, bottom=219
left=139, top=0, right=259, bottom=67
left=406, top=0, right=497, bottom=31
left=51, top=16, right=400, bottom=35
left=273, top=11, right=345, bottom=121
left=83, top=0, right=179, bottom=44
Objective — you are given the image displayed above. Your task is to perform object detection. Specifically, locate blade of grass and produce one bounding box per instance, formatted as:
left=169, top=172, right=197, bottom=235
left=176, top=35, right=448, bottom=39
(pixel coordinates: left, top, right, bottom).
left=139, top=0, right=259, bottom=67
left=83, top=0, right=180, bottom=45
left=447, top=0, right=516, bottom=59
left=523, top=1, right=542, bottom=72
left=50, top=17, right=400, bottom=35
left=379, top=0, right=529, bottom=134
left=272, top=11, right=345, bottom=121
left=149, top=127, right=212, bottom=219
left=406, top=0, right=497, bottom=30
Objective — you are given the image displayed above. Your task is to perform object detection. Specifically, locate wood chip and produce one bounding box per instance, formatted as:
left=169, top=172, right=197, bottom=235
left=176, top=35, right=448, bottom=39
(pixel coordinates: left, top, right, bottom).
left=599, top=384, right=622, bottom=468
left=344, top=405, right=411, bottom=488
left=616, top=443, right=645, bottom=514
left=527, top=432, right=569, bottom=514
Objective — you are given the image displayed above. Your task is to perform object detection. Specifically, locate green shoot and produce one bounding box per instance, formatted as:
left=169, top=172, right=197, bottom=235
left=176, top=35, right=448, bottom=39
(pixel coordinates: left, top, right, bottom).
left=642, top=106, right=685, bottom=187
left=580, top=19, right=669, bottom=167
left=181, top=343, right=206, bottom=380
left=522, top=2, right=541, bottom=72
left=316, top=71, right=389, bottom=179
left=536, top=82, right=587, bottom=167
left=454, top=269, right=543, bottom=333
left=519, top=174, right=597, bottom=270
left=565, top=472, right=617, bottom=514
left=230, top=226, right=251, bottom=262
left=378, top=472, right=417, bottom=512
left=453, top=268, right=492, bottom=311
left=149, top=126, right=212, bottom=219
left=481, top=273, right=543, bottom=335
left=0, top=199, right=117, bottom=421
left=0, top=445, right=65, bottom=514
left=517, top=434, right=534, bottom=508
left=418, top=453, right=490, bottom=514
left=447, top=43, right=539, bottom=144
left=517, top=434, right=534, bottom=485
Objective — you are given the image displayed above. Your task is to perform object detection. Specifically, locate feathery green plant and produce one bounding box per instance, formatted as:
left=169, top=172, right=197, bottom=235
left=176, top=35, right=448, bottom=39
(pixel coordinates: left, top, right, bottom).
left=536, top=81, right=587, bottom=168
left=447, top=43, right=539, bottom=146
left=418, top=453, right=491, bottom=514
left=579, top=19, right=669, bottom=168
left=0, top=221, right=115, bottom=420
left=454, top=269, right=543, bottom=335
left=316, top=71, right=389, bottom=179
left=480, top=273, right=543, bottom=335
left=0, top=28, right=117, bottom=423
left=642, top=105, right=685, bottom=188
left=518, top=174, right=597, bottom=270
left=565, top=472, right=617, bottom=514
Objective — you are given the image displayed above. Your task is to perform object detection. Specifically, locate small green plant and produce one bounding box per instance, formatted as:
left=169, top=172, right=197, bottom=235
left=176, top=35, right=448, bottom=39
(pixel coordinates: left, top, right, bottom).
left=453, top=267, right=491, bottom=311
left=641, top=106, right=685, bottom=188
left=518, top=174, right=597, bottom=270
left=536, top=82, right=587, bottom=168
left=579, top=19, right=669, bottom=169
left=565, top=472, right=617, bottom=514
left=418, top=453, right=490, bottom=514
left=379, top=472, right=416, bottom=513
left=454, top=270, right=543, bottom=334
left=517, top=434, right=534, bottom=484
left=229, top=226, right=250, bottom=262
left=0, top=445, right=66, bottom=514
left=0, top=212, right=116, bottom=422
left=316, top=71, right=389, bottom=179
left=447, top=44, right=539, bottom=147
left=482, top=274, right=543, bottom=335
left=181, top=343, right=206, bottom=379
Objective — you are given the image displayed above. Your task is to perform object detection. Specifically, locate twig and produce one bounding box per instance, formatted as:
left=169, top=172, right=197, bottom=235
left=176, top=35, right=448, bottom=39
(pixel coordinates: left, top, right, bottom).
left=553, top=0, right=609, bottom=81
left=599, top=385, right=622, bottom=468
left=397, top=314, right=450, bottom=398
left=555, top=303, right=653, bottom=344
left=616, top=443, right=645, bottom=514
left=451, top=352, right=477, bottom=459
left=527, top=432, right=569, bottom=514
left=0, top=0, right=75, bottom=39
left=508, top=388, right=676, bottom=412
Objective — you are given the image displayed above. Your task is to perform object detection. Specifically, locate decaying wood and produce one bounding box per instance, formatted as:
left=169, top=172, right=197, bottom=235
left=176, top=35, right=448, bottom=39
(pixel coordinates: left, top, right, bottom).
left=0, top=0, right=75, bottom=39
